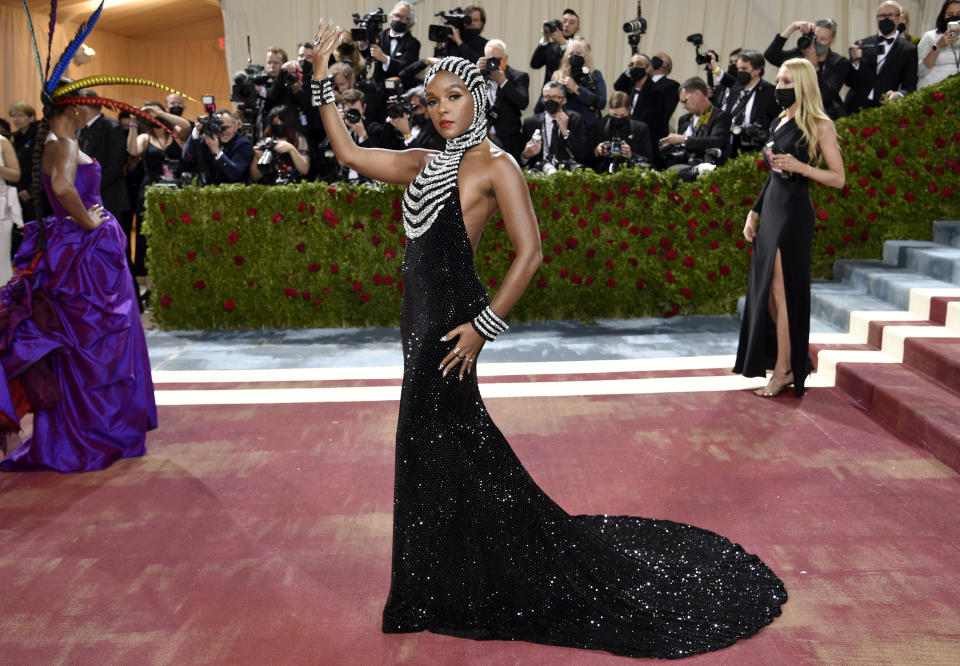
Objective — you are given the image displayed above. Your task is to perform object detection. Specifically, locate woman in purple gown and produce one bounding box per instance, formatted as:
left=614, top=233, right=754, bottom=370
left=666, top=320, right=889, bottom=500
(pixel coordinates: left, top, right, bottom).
left=0, top=97, right=157, bottom=472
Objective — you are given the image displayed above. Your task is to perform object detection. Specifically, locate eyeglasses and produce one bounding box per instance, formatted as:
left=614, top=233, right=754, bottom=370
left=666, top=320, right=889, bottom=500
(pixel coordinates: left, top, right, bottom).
left=391, top=13, right=410, bottom=22
left=876, top=11, right=901, bottom=18
left=543, top=95, right=565, bottom=101
left=679, top=95, right=691, bottom=104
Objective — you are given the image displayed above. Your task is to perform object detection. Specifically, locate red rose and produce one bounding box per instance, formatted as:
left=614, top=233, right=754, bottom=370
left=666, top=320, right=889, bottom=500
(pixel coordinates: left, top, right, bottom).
left=247, top=280, right=255, bottom=287
left=372, top=209, right=382, bottom=219
left=665, top=248, right=678, bottom=260
left=606, top=278, right=615, bottom=288
left=817, top=209, right=829, bottom=221
left=585, top=248, right=595, bottom=258
left=308, top=263, right=320, bottom=273
left=300, top=291, right=311, bottom=301
left=327, top=186, right=336, bottom=194
left=843, top=233, right=852, bottom=244
left=861, top=229, right=870, bottom=241
left=212, top=210, right=221, bottom=221
left=933, top=91, right=945, bottom=101
left=391, top=198, right=401, bottom=209
left=687, top=232, right=696, bottom=241
left=636, top=279, right=646, bottom=290
left=323, top=208, right=336, bottom=221
left=571, top=274, right=582, bottom=284
left=270, top=213, right=283, bottom=224
left=298, top=202, right=308, bottom=212
left=560, top=268, right=570, bottom=278
left=570, top=204, right=580, bottom=214
left=709, top=240, right=719, bottom=250
left=160, top=295, right=171, bottom=307
left=928, top=182, right=939, bottom=193
left=886, top=185, right=897, bottom=195
left=640, top=226, right=652, bottom=237
left=352, top=281, right=363, bottom=291
left=584, top=277, right=594, bottom=286
left=578, top=218, right=588, bottom=228
left=284, top=287, right=296, bottom=298
left=620, top=242, right=629, bottom=251
left=330, top=263, right=339, bottom=273
left=683, top=256, right=695, bottom=268
left=592, top=227, right=601, bottom=239
left=565, top=237, right=578, bottom=249
left=384, top=275, right=394, bottom=286
left=719, top=265, right=731, bottom=276
left=543, top=255, right=552, bottom=263
left=247, top=208, right=257, bottom=217
left=894, top=156, right=906, bottom=166
left=665, top=270, right=676, bottom=284
left=385, top=249, right=396, bottom=259
left=825, top=245, right=835, bottom=255
left=708, top=271, right=717, bottom=282
left=628, top=257, right=638, bottom=266
left=387, top=224, right=397, bottom=233
left=234, top=255, right=244, bottom=266
left=158, top=202, right=166, bottom=212
left=923, top=105, right=934, bottom=116
left=681, top=287, right=692, bottom=299
left=313, top=298, right=323, bottom=306
left=193, top=280, right=206, bottom=290
left=488, top=278, right=498, bottom=288
left=550, top=209, right=561, bottom=220
left=296, top=242, right=306, bottom=253
left=186, top=251, right=197, bottom=262
left=224, top=300, right=235, bottom=311
left=605, top=259, right=614, bottom=270
left=180, top=213, right=191, bottom=225
left=508, top=250, right=517, bottom=263
left=372, top=236, right=382, bottom=246
left=227, top=231, right=239, bottom=244
left=647, top=246, right=657, bottom=255
left=360, top=292, right=371, bottom=302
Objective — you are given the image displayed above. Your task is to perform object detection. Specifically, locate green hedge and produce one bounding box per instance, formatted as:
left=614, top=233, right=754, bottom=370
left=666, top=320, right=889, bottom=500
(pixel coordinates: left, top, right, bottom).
left=144, top=76, right=960, bottom=329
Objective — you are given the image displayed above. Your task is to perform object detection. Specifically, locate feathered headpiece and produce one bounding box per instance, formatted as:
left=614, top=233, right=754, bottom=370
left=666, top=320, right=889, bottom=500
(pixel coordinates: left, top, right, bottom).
left=23, top=0, right=197, bottom=134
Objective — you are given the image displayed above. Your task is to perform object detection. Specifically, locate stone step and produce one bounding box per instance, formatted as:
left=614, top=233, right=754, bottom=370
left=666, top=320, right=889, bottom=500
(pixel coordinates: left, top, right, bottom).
left=933, top=220, right=960, bottom=249
left=902, top=337, right=960, bottom=396
left=831, top=260, right=958, bottom=311
left=900, top=245, right=960, bottom=286
left=809, top=281, right=902, bottom=332
left=836, top=362, right=960, bottom=473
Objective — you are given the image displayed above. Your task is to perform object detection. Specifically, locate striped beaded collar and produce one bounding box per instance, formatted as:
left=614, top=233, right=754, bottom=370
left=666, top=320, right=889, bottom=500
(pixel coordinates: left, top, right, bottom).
left=402, top=57, right=487, bottom=239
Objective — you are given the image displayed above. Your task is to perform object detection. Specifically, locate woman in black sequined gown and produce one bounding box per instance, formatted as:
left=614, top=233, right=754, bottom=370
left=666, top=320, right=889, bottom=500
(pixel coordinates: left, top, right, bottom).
left=311, top=22, right=788, bottom=659
left=734, top=59, right=845, bottom=397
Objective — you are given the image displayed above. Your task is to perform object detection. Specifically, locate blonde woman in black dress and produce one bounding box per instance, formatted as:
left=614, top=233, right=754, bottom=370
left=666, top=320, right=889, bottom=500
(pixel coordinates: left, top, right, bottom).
left=735, top=58, right=845, bottom=397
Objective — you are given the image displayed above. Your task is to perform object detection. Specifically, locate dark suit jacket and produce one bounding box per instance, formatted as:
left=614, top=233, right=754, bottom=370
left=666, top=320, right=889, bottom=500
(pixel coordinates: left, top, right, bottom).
left=764, top=35, right=862, bottom=119
left=374, top=30, right=421, bottom=84
left=589, top=115, right=654, bottom=167
left=530, top=40, right=564, bottom=88
left=669, top=105, right=732, bottom=163
left=652, top=75, right=680, bottom=119
left=844, top=34, right=918, bottom=112
left=520, top=110, right=589, bottom=168
left=613, top=73, right=668, bottom=144
left=435, top=34, right=488, bottom=63
left=487, top=66, right=530, bottom=162
left=78, top=114, right=129, bottom=215
left=181, top=132, right=254, bottom=185
left=723, top=79, right=778, bottom=126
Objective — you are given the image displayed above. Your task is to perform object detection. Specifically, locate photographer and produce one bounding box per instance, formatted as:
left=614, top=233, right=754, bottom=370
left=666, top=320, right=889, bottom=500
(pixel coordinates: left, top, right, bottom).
left=651, top=52, right=680, bottom=119
left=251, top=105, right=311, bottom=184
left=658, top=77, right=731, bottom=181
left=478, top=39, right=529, bottom=162
left=370, top=2, right=421, bottom=86
left=917, top=1, right=960, bottom=89
left=548, top=37, right=605, bottom=127
left=590, top=91, right=653, bottom=172
left=764, top=18, right=859, bottom=119
left=386, top=87, right=444, bottom=150
left=846, top=1, right=918, bottom=112
left=530, top=8, right=581, bottom=88
left=520, top=81, right=588, bottom=171
left=722, top=50, right=777, bottom=157
left=181, top=110, right=254, bottom=185
left=329, top=61, right=385, bottom=123
left=707, top=49, right=741, bottom=108
left=613, top=53, right=667, bottom=146
left=434, top=5, right=488, bottom=63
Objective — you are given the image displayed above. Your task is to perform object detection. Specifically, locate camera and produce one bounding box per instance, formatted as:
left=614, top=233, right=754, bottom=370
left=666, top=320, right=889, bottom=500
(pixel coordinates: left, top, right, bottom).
left=484, top=57, right=501, bottom=71
left=429, top=7, right=472, bottom=43
left=731, top=123, right=770, bottom=149
left=343, top=108, right=362, bottom=124
left=385, top=95, right=413, bottom=119
left=256, top=138, right=277, bottom=166
left=687, top=33, right=711, bottom=65
left=276, top=68, right=300, bottom=88
left=623, top=16, right=647, bottom=34
left=948, top=20, right=959, bottom=37
left=797, top=30, right=816, bottom=50
left=231, top=66, right=267, bottom=107
left=542, top=19, right=563, bottom=35
left=351, top=8, right=386, bottom=44
left=200, top=113, right=224, bottom=137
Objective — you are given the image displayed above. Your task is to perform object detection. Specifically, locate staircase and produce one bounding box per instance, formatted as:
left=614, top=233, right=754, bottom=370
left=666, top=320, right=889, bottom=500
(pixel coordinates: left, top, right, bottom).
left=809, top=220, right=960, bottom=472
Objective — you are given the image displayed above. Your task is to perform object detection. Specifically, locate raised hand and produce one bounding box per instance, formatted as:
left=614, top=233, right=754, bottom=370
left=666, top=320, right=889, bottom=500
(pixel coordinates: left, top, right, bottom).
left=312, top=18, right=346, bottom=80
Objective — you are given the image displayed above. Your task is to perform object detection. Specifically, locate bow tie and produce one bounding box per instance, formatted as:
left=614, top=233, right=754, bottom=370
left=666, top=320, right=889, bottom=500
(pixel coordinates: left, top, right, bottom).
left=882, top=36, right=896, bottom=44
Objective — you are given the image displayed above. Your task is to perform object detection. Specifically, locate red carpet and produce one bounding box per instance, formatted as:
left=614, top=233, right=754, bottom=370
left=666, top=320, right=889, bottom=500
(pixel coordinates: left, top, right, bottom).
left=1, top=385, right=959, bottom=664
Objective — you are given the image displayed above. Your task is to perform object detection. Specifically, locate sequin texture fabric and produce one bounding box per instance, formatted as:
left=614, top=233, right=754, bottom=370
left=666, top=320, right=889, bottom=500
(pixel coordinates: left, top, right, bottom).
left=382, top=58, right=787, bottom=659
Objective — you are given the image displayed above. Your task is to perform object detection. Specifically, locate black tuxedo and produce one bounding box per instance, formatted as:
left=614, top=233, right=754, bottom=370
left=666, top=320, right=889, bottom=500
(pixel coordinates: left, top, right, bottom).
left=845, top=33, right=918, bottom=112
left=589, top=115, right=654, bottom=169
left=665, top=105, right=732, bottom=164
left=763, top=35, right=861, bottom=119
left=652, top=75, right=680, bottom=119
left=373, top=30, right=421, bottom=84
left=435, top=34, right=488, bottom=63
left=723, top=79, right=778, bottom=154
left=486, top=66, right=530, bottom=162
left=613, top=73, right=668, bottom=145
left=530, top=40, right=564, bottom=88
left=78, top=114, right=129, bottom=218
left=521, top=110, right=589, bottom=169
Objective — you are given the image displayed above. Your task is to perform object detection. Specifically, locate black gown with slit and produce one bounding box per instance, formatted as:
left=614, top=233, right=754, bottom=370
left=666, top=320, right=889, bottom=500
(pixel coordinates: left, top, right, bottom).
left=734, top=117, right=815, bottom=395
left=382, top=176, right=788, bottom=658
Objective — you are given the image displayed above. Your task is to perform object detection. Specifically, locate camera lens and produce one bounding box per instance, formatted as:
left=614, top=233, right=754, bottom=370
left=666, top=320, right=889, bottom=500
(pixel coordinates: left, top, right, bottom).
left=344, top=108, right=361, bottom=124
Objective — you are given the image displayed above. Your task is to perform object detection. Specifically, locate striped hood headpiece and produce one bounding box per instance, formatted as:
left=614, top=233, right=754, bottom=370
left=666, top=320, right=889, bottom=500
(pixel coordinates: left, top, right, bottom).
left=402, top=57, right=488, bottom=239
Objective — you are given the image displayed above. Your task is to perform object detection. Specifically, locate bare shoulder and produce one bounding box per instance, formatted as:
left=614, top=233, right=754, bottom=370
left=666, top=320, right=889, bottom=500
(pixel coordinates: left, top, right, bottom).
left=817, top=117, right=837, bottom=137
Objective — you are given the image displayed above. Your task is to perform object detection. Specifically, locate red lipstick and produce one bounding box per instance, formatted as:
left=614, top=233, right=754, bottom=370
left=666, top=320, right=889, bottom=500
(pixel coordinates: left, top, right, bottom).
left=440, top=120, right=453, bottom=127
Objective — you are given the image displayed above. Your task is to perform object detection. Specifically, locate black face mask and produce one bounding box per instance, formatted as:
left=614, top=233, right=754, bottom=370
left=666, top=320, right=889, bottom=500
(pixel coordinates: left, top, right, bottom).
left=878, top=17, right=896, bottom=35
left=651, top=56, right=663, bottom=71
left=814, top=41, right=828, bottom=56
left=391, top=20, right=407, bottom=33
left=271, top=122, right=287, bottom=137
left=568, top=54, right=586, bottom=72
left=726, top=63, right=739, bottom=77
left=609, top=116, right=630, bottom=132
left=167, top=106, right=184, bottom=116
left=338, top=43, right=355, bottom=56
left=543, top=99, right=561, bottom=114
left=464, top=29, right=481, bottom=39
left=629, top=67, right=647, bottom=81
left=410, top=112, right=426, bottom=127
left=736, top=70, right=752, bottom=86
left=774, top=88, right=796, bottom=109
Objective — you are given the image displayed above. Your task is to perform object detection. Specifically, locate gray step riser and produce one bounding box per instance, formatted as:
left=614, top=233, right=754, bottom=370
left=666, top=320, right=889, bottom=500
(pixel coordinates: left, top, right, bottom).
left=833, top=262, right=955, bottom=311
left=933, top=221, right=960, bottom=249
left=903, top=249, right=960, bottom=286
left=810, top=289, right=896, bottom=332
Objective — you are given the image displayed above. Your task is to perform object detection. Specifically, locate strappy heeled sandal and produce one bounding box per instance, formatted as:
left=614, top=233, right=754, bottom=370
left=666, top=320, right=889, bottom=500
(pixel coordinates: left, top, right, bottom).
left=754, top=369, right=794, bottom=398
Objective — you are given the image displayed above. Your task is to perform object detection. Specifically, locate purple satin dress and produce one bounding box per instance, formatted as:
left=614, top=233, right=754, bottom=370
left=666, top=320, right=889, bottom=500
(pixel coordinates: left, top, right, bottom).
left=0, top=161, right=157, bottom=472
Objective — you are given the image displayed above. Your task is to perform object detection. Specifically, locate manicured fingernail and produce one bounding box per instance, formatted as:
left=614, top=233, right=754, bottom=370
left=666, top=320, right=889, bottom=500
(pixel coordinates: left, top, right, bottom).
left=438, top=364, right=444, bottom=370
left=440, top=335, right=447, bottom=341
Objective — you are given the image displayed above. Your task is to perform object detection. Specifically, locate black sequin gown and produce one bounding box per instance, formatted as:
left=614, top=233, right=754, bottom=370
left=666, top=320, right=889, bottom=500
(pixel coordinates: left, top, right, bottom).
left=734, top=117, right=815, bottom=395
left=382, top=179, right=788, bottom=658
